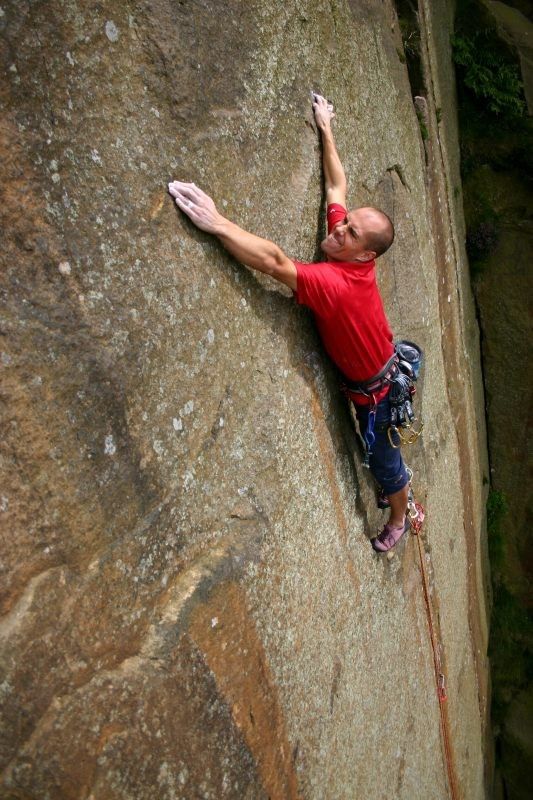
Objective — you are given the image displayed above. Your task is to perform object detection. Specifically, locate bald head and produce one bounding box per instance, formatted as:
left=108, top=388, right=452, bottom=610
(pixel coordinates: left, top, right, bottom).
left=320, top=205, right=396, bottom=262
left=356, top=207, right=395, bottom=257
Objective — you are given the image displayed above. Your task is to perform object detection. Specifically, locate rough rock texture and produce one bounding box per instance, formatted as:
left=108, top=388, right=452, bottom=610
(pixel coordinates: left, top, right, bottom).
left=0, top=1, right=489, bottom=798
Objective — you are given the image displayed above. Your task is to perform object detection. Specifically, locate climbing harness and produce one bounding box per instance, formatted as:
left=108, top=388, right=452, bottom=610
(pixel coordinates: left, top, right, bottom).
left=340, top=350, right=398, bottom=398
left=342, top=340, right=424, bottom=465
left=406, top=478, right=460, bottom=800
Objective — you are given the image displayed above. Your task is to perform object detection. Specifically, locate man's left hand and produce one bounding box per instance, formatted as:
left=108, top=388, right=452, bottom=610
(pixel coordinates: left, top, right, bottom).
left=312, top=92, right=335, bottom=131
left=168, top=180, right=224, bottom=234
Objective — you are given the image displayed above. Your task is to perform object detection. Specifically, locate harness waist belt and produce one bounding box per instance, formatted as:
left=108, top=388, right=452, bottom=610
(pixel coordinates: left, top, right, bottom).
left=340, top=352, right=398, bottom=396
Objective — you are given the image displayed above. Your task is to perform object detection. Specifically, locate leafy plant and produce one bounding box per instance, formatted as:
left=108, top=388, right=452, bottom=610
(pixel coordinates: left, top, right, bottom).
left=452, top=30, right=526, bottom=118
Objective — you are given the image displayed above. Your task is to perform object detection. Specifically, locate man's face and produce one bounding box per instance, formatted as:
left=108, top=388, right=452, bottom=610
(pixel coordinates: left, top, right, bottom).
left=320, top=207, right=379, bottom=262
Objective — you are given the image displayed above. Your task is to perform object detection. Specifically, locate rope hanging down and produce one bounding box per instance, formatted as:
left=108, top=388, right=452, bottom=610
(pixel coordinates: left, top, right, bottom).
left=409, top=494, right=461, bottom=800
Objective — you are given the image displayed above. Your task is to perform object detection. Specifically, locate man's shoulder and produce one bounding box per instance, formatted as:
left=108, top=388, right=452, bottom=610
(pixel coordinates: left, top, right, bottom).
left=293, top=257, right=351, bottom=270
left=293, top=259, right=347, bottom=282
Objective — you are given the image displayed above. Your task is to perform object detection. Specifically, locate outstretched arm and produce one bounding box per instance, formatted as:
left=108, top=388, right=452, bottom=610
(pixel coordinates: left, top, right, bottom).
left=312, top=93, right=347, bottom=207
left=168, top=181, right=297, bottom=291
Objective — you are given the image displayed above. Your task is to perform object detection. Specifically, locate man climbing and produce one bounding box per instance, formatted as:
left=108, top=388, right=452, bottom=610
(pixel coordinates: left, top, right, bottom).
left=168, top=93, right=412, bottom=552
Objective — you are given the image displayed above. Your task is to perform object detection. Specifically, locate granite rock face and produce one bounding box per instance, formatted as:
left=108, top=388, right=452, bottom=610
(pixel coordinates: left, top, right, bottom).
left=0, top=2, right=489, bottom=798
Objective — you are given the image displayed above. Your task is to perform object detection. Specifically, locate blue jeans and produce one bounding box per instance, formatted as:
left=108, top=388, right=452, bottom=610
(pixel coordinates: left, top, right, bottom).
left=354, top=397, right=409, bottom=496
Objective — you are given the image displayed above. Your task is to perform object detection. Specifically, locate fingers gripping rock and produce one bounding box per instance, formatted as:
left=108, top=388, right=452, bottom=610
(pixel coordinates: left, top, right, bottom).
left=311, top=90, right=334, bottom=114
left=167, top=180, right=221, bottom=233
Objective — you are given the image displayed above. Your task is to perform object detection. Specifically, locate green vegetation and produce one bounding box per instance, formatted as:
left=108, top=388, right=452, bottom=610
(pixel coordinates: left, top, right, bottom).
left=451, top=30, right=525, bottom=118
left=452, top=0, right=531, bottom=278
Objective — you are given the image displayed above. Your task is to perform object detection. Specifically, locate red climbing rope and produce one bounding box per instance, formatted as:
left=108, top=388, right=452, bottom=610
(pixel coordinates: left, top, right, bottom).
left=410, top=501, right=461, bottom=800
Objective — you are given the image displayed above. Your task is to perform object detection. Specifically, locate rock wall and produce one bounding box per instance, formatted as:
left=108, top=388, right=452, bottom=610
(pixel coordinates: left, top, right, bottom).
left=0, top=1, right=489, bottom=798
left=455, top=2, right=533, bottom=797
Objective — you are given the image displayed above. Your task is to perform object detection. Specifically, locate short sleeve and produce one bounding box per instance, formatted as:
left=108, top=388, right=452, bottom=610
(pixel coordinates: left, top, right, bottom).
left=292, top=260, right=342, bottom=317
left=327, top=203, right=347, bottom=234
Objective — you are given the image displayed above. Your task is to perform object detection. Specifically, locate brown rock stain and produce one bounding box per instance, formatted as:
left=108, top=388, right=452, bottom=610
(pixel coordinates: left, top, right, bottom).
left=96, top=722, right=125, bottom=753
left=149, top=193, right=165, bottom=219
left=329, top=658, right=342, bottom=714
left=189, top=581, right=302, bottom=800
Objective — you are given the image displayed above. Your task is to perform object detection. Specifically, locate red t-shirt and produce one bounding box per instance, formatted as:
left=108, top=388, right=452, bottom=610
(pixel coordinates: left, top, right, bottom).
left=293, top=203, right=394, bottom=405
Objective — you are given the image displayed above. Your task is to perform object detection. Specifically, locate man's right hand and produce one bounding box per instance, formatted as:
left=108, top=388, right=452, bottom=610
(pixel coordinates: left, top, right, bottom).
left=167, top=180, right=297, bottom=290
left=168, top=181, right=225, bottom=234
left=312, top=92, right=335, bottom=131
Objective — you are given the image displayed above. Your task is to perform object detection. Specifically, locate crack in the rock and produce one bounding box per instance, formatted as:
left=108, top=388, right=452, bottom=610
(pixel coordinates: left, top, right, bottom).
left=387, top=163, right=410, bottom=190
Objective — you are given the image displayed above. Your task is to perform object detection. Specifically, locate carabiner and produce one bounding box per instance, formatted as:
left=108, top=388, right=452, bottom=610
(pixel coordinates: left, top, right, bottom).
left=387, top=425, right=402, bottom=449
left=403, top=420, right=424, bottom=444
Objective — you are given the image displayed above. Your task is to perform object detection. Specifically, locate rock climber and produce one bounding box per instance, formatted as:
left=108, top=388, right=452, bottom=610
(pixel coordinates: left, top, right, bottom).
left=168, top=93, right=411, bottom=552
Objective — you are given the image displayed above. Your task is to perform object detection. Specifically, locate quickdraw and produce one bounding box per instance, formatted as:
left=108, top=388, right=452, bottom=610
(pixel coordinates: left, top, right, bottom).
left=362, top=394, right=377, bottom=469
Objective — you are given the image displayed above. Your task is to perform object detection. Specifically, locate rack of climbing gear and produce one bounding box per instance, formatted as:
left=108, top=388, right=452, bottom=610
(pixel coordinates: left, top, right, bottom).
left=406, top=474, right=460, bottom=800
left=387, top=340, right=424, bottom=449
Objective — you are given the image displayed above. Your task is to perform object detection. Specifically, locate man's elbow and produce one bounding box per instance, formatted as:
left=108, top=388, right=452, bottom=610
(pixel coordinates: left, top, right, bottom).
left=326, top=183, right=347, bottom=201
left=270, top=248, right=297, bottom=290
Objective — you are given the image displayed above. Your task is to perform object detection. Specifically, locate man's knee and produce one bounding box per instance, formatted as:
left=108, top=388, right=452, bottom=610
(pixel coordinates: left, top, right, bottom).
left=368, top=443, right=409, bottom=496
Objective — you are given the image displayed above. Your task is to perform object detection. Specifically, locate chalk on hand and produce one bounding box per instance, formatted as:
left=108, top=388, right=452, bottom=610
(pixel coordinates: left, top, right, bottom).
left=311, top=90, right=334, bottom=113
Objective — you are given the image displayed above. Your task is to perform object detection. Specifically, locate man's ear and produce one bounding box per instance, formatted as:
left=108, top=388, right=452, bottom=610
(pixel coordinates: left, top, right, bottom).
left=356, top=250, right=377, bottom=262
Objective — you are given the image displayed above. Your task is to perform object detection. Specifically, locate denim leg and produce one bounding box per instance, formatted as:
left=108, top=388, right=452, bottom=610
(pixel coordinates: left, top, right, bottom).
left=355, top=398, right=409, bottom=495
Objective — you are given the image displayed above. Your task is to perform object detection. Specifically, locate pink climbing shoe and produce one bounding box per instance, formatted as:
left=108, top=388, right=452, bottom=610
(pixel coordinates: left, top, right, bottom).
left=371, top=517, right=411, bottom=552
